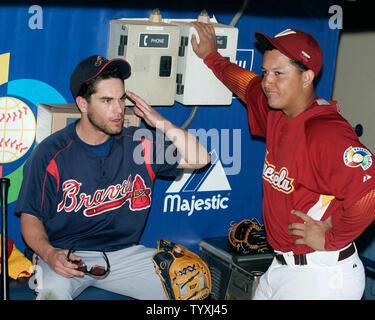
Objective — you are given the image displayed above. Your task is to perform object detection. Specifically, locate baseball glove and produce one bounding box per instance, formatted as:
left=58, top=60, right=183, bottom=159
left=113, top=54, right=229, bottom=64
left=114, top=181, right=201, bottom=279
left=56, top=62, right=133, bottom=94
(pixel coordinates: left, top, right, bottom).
left=152, top=239, right=211, bottom=300
left=228, top=218, right=272, bottom=254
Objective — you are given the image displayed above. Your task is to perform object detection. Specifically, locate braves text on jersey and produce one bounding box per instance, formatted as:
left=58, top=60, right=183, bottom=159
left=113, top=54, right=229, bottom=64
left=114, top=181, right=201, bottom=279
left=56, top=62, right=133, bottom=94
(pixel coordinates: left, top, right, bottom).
left=15, top=121, right=183, bottom=251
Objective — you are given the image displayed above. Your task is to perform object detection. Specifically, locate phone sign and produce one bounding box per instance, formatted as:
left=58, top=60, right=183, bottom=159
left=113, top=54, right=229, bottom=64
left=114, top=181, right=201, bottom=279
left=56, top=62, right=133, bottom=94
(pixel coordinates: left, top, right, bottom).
left=216, top=36, right=228, bottom=49
left=139, top=34, right=169, bottom=48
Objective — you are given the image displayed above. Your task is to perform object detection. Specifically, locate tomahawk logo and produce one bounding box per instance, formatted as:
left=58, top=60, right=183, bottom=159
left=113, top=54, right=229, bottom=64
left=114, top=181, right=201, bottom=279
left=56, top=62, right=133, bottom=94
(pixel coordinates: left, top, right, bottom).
left=163, top=150, right=231, bottom=216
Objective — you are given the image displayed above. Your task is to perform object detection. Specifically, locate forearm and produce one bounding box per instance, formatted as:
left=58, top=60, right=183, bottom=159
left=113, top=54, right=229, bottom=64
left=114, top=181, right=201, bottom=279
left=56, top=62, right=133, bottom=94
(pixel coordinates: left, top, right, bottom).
left=325, top=189, right=375, bottom=250
left=21, top=213, right=55, bottom=262
left=161, top=120, right=210, bottom=169
left=203, top=51, right=259, bottom=103
left=126, top=90, right=210, bottom=168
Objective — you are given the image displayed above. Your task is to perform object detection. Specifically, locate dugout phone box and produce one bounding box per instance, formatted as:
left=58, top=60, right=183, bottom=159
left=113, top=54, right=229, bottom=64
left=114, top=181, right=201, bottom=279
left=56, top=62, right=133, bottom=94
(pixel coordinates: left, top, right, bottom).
left=107, top=18, right=180, bottom=106
left=199, top=237, right=273, bottom=300
left=168, top=18, right=239, bottom=105
left=36, top=103, right=141, bottom=144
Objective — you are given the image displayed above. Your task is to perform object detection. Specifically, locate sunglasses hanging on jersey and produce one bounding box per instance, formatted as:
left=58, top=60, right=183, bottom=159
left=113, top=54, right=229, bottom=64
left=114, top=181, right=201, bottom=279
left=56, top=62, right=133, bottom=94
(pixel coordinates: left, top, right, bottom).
left=67, top=247, right=110, bottom=278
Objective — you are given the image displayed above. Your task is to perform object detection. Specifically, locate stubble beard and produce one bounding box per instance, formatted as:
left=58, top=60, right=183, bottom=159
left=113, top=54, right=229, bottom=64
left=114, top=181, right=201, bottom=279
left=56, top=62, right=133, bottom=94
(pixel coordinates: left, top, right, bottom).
left=87, top=111, right=124, bottom=136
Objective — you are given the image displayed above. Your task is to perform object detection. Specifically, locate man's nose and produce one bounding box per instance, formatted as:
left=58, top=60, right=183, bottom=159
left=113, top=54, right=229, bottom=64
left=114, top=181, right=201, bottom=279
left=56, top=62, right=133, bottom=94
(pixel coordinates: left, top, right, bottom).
left=262, top=73, right=274, bottom=86
left=113, top=99, right=125, bottom=112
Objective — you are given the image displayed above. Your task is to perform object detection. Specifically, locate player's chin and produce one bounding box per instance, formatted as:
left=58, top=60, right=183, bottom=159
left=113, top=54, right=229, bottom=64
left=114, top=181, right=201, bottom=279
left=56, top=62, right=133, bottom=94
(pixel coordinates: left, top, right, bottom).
left=107, top=123, right=123, bottom=135
left=266, top=99, right=282, bottom=110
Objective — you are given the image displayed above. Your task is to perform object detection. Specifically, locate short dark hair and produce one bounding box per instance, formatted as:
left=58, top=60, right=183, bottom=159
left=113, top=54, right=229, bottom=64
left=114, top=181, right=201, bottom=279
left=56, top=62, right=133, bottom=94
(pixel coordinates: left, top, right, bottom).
left=77, top=65, right=125, bottom=102
left=264, top=47, right=309, bottom=73
left=289, top=59, right=309, bottom=73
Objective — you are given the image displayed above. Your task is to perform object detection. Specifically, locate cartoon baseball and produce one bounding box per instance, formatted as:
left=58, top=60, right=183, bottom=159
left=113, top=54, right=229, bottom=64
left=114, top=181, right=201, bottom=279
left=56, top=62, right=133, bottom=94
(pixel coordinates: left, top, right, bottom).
left=0, top=96, right=36, bottom=163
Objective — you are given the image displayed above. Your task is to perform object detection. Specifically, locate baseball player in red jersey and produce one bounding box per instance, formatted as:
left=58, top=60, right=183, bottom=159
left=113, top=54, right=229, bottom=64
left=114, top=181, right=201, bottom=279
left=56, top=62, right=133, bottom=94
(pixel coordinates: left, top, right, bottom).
left=192, top=22, right=375, bottom=299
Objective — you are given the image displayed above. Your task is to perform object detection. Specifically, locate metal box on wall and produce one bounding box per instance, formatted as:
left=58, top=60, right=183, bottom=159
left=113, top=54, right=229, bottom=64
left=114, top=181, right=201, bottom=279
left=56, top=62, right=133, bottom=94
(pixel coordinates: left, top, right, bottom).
left=170, top=19, right=238, bottom=106
left=108, top=18, right=180, bottom=106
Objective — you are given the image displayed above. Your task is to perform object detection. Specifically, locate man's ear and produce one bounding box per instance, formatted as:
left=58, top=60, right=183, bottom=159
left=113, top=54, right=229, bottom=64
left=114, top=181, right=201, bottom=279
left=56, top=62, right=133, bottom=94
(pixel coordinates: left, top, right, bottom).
left=75, top=96, right=88, bottom=113
left=302, top=69, right=315, bottom=88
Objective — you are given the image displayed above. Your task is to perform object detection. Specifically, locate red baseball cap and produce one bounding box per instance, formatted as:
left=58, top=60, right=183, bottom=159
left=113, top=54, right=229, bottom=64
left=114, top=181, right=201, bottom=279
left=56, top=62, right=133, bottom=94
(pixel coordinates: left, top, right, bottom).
left=254, top=29, right=323, bottom=77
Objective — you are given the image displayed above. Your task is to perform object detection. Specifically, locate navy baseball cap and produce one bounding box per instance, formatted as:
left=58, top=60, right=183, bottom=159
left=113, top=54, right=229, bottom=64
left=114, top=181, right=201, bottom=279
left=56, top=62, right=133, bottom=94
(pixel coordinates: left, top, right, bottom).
left=254, top=29, right=323, bottom=77
left=70, top=55, right=131, bottom=99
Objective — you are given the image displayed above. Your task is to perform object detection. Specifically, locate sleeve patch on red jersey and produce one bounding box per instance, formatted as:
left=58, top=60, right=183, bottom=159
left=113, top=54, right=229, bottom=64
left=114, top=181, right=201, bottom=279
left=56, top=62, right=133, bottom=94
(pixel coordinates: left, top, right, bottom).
left=343, top=146, right=373, bottom=170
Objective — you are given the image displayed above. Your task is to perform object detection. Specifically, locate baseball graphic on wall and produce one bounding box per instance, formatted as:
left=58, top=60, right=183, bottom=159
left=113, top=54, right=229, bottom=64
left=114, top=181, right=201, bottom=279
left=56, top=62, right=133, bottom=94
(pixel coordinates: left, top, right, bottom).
left=0, top=96, right=36, bottom=163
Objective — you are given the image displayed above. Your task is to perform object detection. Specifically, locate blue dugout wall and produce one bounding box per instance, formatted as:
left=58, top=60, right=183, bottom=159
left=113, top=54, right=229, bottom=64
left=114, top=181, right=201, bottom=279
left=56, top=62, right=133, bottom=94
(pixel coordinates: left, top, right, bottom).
left=0, top=0, right=343, bottom=253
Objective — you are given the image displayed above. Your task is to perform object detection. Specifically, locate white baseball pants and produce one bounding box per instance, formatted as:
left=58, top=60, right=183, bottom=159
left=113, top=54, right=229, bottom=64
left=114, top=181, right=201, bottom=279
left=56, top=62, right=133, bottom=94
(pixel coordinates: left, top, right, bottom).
left=30, top=245, right=167, bottom=300
left=253, top=243, right=365, bottom=300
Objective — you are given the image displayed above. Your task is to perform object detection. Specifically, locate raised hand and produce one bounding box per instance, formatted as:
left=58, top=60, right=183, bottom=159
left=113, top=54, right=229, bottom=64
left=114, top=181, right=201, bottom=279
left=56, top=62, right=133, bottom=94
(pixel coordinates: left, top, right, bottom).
left=191, top=22, right=218, bottom=59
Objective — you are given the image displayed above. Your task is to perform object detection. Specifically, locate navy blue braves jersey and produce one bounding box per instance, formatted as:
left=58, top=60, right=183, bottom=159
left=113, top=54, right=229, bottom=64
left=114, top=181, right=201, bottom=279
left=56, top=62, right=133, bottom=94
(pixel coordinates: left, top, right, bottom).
left=15, top=121, right=183, bottom=251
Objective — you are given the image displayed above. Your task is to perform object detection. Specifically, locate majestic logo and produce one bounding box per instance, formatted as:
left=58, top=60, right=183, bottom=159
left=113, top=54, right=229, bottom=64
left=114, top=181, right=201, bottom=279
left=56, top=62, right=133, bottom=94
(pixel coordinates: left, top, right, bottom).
left=343, top=146, right=373, bottom=171
left=163, top=150, right=231, bottom=216
left=57, top=174, right=151, bottom=217
left=263, top=151, right=294, bottom=194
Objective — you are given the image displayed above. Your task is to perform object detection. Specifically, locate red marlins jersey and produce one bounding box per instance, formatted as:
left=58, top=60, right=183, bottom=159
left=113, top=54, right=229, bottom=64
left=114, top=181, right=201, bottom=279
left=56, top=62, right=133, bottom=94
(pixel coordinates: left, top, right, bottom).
left=204, top=51, right=375, bottom=254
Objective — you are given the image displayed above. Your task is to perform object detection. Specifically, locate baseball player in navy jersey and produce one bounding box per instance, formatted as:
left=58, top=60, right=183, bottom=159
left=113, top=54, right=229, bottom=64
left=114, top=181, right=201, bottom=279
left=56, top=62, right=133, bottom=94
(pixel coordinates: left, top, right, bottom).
left=15, top=55, right=210, bottom=300
left=192, top=22, right=375, bottom=299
